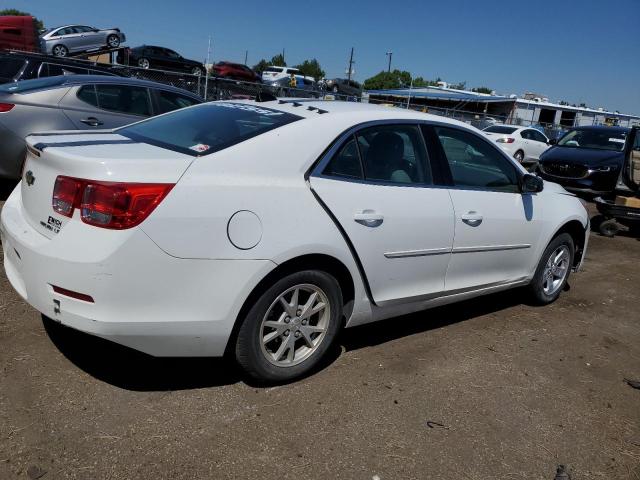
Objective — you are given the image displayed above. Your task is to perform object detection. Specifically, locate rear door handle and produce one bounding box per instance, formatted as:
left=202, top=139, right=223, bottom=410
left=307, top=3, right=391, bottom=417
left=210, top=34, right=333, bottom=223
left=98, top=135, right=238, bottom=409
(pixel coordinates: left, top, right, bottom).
left=461, top=211, right=483, bottom=227
left=80, top=117, right=103, bottom=127
left=354, top=210, right=384, bottom=227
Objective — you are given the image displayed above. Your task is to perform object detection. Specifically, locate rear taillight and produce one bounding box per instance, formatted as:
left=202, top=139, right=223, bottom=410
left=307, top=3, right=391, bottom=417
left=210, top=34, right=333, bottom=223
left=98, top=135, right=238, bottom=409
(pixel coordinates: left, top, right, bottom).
left=496, top=137, right=515, bottom=144
left=52, top=176, right=174, bottom=229
left=0, top=103, right=15, bottom=113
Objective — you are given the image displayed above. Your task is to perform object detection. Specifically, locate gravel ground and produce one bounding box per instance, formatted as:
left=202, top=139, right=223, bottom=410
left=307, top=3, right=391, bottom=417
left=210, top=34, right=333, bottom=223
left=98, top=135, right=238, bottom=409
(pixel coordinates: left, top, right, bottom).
left=0, top=198, right=639, bottom=480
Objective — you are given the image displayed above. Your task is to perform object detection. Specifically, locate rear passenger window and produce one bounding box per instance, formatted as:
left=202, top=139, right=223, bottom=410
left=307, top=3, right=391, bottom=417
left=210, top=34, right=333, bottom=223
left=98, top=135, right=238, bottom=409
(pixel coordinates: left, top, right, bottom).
left=77, top=85, right=98, bottom=107
left=357, top=125, right=431, bottom=185
left=323, top=137, right=362, bottom=179
left=95, top=85, right=151, bottom=116
left=435, top=126, right=519, bottom=193
left=156, top=90, right=199, bottom=114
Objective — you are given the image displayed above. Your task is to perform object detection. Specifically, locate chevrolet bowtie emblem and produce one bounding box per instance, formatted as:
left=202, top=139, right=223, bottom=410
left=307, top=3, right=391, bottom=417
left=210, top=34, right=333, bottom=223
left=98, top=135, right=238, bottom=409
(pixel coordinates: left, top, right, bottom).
left=25, top=170, right=35, bottom=186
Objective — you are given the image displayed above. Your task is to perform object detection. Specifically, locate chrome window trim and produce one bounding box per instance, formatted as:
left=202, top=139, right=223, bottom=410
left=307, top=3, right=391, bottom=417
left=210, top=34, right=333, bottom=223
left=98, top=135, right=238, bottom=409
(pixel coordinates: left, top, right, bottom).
left=309, top=118, right=527, bottom=194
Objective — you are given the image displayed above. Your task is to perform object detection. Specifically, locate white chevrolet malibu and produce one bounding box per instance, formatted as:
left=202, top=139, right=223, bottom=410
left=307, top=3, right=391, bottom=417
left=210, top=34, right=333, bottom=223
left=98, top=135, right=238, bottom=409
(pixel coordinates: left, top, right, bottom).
left=1, top=100, right=589, bottom=382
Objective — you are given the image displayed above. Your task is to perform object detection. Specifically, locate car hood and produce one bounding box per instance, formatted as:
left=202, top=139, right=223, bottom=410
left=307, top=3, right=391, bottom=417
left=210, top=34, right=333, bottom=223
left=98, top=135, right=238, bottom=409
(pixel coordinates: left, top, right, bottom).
left=540, top=146, right=623, bottom=166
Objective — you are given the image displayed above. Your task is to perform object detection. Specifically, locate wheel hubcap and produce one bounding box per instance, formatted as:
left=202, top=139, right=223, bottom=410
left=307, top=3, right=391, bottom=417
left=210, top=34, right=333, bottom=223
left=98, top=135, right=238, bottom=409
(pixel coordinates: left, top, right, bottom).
left=260, top=284, right=330, bottom=367
left=542, top=245, right=570, bottom=295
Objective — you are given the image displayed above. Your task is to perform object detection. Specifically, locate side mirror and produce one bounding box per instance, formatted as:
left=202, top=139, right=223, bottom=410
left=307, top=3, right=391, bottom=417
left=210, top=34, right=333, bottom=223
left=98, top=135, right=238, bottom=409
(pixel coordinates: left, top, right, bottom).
left=522, top=173, right=544, bottom=193
left=548, top=138, right=557, bottom=145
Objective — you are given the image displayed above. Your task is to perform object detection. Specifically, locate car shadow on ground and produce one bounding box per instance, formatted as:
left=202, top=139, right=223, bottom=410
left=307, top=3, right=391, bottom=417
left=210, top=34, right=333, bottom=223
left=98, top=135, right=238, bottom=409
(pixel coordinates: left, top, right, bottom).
left=42, top=288, right=530, bottom=392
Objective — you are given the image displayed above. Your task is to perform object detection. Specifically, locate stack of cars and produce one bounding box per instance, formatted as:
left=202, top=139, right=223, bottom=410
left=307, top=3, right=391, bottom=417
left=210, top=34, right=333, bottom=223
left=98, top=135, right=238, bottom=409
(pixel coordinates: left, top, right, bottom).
left=40, top=25, right=126, bottom=57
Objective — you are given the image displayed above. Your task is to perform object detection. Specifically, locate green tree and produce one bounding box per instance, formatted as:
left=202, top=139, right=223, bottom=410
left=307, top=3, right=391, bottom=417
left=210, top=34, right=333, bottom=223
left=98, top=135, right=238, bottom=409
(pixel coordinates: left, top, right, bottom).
left=252, top=59, right=269, bottom=74
left=270, top=54, right=286, bottom=67
left=413, top=76, right=440, bottom=88
left=448, top=81, right=467, bottom=90
left=293, top=58, right=325, bottom=81
left=0, top=9, right=44, bottom=31
left=472, top=86, right=493, bottom=94
left=363, top=70, right=413, bottom=90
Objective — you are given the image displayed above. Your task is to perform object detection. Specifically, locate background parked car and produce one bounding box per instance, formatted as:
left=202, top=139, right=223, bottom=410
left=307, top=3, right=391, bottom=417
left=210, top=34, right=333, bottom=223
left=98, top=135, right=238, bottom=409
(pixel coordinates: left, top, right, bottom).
left=0, top=15, right=39, bottom=52
left=268, top=75, right=317, bottom=97
left=537, top=126, right=630, bottom=195
left=211, top=62, right=260, bottom=82
left=40, top=25, right=125, bottom=57
left=0, top=51, right=123, bottom=84
left=0, top=75, right=202, bottom=179
left=483, top=124, right=550, bottom=166
left=119, top=46, right=205, bottom=76
left=321, top=78, right=362, bottom=97
left=261, top=65, right=305, bottom=83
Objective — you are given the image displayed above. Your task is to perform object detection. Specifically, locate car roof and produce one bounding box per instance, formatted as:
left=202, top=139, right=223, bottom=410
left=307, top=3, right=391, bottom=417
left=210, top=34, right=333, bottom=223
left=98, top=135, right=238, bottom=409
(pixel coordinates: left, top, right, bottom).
left=228, top=99, right=472, bottom=126
left=570, top=125, right=630, bottom=133
left=12, top=75, right=202, bottom=99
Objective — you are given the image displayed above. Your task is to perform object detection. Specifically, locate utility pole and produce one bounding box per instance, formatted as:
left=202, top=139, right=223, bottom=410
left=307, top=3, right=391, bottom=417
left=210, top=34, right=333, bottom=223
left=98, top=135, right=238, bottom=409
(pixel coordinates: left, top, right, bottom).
left=204, top=35, right=212, bottom=101
left=386, top=51, right=392, bottom=73
left=347, top=47, right=354, bottom=81
left=244, top=50, right=248, bottom=65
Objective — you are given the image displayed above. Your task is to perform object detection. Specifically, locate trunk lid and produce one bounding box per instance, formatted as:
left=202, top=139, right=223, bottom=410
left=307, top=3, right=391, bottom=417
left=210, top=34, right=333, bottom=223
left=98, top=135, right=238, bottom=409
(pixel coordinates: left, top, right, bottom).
left=21, top=131, right=194, bottom=239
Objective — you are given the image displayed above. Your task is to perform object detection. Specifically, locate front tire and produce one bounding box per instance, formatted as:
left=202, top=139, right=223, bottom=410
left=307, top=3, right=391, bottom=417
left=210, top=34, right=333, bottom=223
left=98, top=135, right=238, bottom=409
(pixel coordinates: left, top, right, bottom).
left=138, top=57, right=150, bottom=69
left=106, top=34, right=120, bottom=48
left=235, top=270, right=343, bottom=383
left=527, top=233, right=574, bottom=305
left=191, top=66, right=203, bottom=76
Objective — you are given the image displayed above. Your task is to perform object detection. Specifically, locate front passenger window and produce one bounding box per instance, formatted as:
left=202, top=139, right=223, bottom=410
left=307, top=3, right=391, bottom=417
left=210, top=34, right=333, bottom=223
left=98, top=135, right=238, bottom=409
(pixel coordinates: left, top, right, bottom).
left=435, top=126, right=519, bottom=193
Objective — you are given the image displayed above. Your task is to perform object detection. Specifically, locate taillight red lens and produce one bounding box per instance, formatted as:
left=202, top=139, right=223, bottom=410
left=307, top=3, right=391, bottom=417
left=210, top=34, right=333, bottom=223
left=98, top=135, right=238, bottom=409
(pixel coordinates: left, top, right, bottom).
left=52, top=176, right=174, bottom=229
left=0, top=103, right=15, bottom=113
left=52, top=176, right=82, bottom=217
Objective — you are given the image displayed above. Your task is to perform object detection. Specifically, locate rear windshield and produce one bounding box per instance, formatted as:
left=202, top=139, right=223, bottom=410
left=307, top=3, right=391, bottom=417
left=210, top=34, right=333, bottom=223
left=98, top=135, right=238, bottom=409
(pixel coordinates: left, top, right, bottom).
left=119, top=102, right=303, bottom=156
left=264, top=67, right=284, bottom=73
left=0, top=75, right=67, bottom=93
left=484, top=126, right=517, bottom=134
left=0, top=58, right=25, bottom=80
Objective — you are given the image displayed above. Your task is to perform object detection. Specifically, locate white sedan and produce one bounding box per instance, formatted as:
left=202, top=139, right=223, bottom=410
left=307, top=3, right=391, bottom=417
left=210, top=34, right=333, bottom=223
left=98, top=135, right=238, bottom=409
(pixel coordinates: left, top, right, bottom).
left=1, top=101, right=589, bottom=383
left=483, top=125, right=550, bottom=165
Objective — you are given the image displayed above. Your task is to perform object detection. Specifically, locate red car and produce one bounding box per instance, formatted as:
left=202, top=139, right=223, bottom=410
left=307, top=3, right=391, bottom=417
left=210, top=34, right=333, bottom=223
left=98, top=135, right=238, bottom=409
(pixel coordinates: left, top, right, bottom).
left=211, top=61, right=260, bottom=82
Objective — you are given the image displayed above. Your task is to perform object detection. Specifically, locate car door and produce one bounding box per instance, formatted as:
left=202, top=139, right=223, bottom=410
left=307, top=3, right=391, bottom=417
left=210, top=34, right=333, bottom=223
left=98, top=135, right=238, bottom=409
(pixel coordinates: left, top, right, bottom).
left=60, top=27, right=83, bottom=52
left=426, top=124, right=543, bottom=292
left=519, top=129, right=534, bottom=161
left=60, top=83, right=152, bottom=129
left=76, top=26, right=101, bottom=49
left=309, top=123, right=455, bottom=305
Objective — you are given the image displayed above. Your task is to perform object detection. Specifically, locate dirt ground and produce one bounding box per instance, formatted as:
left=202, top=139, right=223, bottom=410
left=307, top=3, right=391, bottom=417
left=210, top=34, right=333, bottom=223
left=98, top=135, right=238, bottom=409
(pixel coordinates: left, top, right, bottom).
left=0, top=197, right=639, bottom=480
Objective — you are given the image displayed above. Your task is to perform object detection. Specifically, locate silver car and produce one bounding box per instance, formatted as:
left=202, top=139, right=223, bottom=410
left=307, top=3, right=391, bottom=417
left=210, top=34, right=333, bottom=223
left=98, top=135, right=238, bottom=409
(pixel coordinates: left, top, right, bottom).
left=40, top=25, right=126, bottom=57
left=0, top=75, right=202, bottom=179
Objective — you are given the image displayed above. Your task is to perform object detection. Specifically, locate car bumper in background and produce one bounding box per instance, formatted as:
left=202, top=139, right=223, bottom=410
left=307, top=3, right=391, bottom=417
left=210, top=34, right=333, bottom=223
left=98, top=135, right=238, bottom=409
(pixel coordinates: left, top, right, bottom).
left=0, top=186, right=275, bottom=357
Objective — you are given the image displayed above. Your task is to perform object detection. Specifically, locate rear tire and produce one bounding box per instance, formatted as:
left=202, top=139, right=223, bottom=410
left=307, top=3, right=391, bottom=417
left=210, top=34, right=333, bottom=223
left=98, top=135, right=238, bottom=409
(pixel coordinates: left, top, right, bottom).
left=235, top=270, right=343, bottom=383
left=527, top=233, right=574, bottom=305
left=514, top=150, right=524, bottom=162
left=599, top=219, right=619, bottom=237
left=191, top=66, right=204, bottom=76
left=52, top=44, right=68, bottom=57
left=138, top=57, right=150, bottom=69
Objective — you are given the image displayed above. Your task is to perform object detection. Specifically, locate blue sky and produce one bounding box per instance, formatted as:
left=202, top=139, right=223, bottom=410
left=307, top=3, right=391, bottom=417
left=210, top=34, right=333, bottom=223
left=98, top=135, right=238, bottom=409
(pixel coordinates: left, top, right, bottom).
left=8, top=0, right=640, bottom=114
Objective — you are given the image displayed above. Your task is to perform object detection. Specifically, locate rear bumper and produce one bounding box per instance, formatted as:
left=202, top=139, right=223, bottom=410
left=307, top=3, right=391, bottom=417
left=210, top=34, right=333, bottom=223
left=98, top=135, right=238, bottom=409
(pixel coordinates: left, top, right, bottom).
left=1, top=186, right=275, bottom=357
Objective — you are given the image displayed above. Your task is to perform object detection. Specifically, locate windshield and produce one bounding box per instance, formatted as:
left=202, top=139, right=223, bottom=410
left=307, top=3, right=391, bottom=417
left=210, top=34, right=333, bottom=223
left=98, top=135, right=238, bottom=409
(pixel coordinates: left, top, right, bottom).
left=119, top=102, right=303, bottom=156
left=0, top=75, right=67, bottom=93
left=484, top=126, right=517, bottom=134
left=557, top=129, right=627, bottom=151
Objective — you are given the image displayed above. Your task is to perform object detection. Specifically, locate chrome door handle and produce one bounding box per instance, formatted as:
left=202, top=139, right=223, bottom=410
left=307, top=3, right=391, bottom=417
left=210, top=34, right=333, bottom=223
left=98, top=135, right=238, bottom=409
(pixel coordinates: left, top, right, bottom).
left=461, top=211, right=483, bottom=227
left=80, top=117, right=104, bottom=127
left=354, top=210, right=384, bottom=227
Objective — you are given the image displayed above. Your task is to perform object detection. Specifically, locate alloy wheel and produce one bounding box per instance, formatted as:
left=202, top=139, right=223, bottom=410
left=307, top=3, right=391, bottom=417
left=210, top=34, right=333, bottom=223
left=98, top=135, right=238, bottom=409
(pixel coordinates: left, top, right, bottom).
left=259, top=284, right=331, bottom=367
left=138, top=58, right=150, bottom=69
left=53, top=46, right=66, bottom=57
left=542, top=245, right=570, bottom=295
